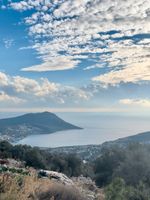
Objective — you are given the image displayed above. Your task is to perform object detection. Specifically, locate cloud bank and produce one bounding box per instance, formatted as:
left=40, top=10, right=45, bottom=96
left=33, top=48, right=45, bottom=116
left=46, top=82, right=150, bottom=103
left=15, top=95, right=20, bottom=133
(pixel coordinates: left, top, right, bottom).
left=8, top=0, right=150, bottom=87
left=120, top=98, right=150, bottom=107
left=0, top=72, right=91, bottom=106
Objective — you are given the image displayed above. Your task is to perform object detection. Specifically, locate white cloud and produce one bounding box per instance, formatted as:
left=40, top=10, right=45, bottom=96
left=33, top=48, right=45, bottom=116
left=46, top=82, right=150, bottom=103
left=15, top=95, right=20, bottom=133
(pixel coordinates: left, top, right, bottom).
left=10, top=0, right=39, bottom=11
left=93, top=62, right=150, bottom=86
left=8, top=0, right=150, bottom=77
left=120, top=98, right=150, bottom=107
left=0, top=72, right=9, bottom=86
left=1, top=5, right=6, bottom=10
left=7, top=0, right=150, bottom=96
left=0, top=91, right=24, bottom=104
left=138, top=38, right=150, bottom=45
left=3, top=39, right=14, bottom=49
left=21, top=56, right=79, bottom=71
left=0, top=72, right=91, bottom=105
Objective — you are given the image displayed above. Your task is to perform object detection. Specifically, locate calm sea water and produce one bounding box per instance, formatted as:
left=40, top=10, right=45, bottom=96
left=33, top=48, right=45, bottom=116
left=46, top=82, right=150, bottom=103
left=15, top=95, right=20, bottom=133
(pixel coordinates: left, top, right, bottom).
left=17, top=113, right=150, bottom=147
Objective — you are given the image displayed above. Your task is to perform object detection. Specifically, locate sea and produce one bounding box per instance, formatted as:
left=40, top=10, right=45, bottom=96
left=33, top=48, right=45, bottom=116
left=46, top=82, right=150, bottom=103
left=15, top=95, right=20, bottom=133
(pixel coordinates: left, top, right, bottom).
left=16, top=113, right=150, bottom=148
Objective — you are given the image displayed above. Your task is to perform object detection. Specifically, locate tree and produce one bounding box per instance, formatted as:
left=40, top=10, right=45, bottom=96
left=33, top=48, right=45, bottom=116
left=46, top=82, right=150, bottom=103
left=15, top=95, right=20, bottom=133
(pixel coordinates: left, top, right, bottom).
left=24, top=148, right=45, bottom=169
left=114, top=144, right=150, bottom=186
left=105, top=178, right=150, bottom=200
left=0, top=140, right=13, bottom=158
left=105, top=178, right=127, bottom=200
left=94, top=146, right=125, bottom=187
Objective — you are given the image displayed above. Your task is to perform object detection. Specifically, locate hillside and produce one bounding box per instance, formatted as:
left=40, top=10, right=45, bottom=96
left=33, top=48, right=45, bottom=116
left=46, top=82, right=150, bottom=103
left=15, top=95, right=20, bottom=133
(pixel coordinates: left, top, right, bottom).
left=103, top=131, right=150, bottom=147
left=0, top=112, right=81, bottom=142
left=0, top=141, right=104, bottom=200
left=48, top=131, right=150, bottom=161
left=0, top=158, right=104, bottom=200
left=1, top=140, right=150, bottom=199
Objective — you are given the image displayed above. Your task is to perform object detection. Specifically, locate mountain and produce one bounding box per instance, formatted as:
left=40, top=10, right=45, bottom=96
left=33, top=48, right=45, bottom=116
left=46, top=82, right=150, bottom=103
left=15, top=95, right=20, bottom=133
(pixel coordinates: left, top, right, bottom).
left=102, top=131, right=150, bottom=147
left=0, top=112, right=81, bottom=142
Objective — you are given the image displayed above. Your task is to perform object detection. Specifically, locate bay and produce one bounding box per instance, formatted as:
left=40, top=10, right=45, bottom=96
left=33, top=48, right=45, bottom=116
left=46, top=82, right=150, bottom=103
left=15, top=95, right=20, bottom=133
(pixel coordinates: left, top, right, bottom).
left=17, top=113, right=150, bottom=147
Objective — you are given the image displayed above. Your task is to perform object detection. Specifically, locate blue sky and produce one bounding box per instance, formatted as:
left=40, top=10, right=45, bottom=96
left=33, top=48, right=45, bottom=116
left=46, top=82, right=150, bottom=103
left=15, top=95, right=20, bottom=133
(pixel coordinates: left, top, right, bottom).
left=0, top=0, right=150, bottom=114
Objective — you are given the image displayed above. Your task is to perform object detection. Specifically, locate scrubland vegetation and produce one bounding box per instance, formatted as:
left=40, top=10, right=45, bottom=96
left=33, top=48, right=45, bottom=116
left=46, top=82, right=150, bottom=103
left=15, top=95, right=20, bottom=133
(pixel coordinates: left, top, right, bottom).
left=94, top=144, right=150, bottom=199
left=1, top=141, right=150, bottom=199
left=0, top=141, right=83, bottom=177
left=0, top=173, right=85, bottom=200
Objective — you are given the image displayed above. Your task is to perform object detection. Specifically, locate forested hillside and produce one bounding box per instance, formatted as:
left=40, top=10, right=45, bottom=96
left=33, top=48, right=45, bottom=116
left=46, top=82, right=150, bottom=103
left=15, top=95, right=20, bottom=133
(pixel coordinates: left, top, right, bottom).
left=1, top=141, right=150, bottom=199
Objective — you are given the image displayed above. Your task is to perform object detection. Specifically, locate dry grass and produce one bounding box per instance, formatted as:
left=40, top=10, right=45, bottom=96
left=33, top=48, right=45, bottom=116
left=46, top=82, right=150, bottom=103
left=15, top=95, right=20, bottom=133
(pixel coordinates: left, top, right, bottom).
left=0, top=173, right=84, bottom=200
left=0, top=173, right=39, bottom=200
left=32, top=182, right=84, bottom=200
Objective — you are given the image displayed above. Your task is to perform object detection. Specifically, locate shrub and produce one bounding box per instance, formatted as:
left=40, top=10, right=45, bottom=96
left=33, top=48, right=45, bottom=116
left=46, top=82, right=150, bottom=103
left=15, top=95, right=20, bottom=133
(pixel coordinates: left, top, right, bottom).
left=33, top=183, right=84, bottom=200
left=0, top=141, right=83, bottom=177
left=0, top=173, right=84, bottom=200
left=105, top=178, right=150, bottom=200
left=114, top=144, right=150, bottom=186
left=105, top=178, right=127, bottom=200
left=94, top=146, right=125, bottom=187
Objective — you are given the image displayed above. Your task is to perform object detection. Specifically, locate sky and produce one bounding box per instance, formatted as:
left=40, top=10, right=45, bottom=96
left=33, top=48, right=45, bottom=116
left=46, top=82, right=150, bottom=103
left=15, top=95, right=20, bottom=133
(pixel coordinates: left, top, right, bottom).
left=0, top=0, right=150, bottom=114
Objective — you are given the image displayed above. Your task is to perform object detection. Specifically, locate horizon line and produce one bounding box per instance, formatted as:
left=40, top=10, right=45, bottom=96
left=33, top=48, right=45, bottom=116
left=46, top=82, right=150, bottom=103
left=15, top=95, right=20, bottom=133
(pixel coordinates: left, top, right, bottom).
left=0, top=107, right=149, bottom=114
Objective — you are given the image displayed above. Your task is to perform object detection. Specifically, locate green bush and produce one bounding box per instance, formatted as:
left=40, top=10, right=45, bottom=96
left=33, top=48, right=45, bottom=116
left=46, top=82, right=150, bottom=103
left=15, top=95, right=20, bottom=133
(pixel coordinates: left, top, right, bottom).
left=105, top=178, right=127, bottom=200
left=105, top=178, right=150, bottom=200
left=94, top=146, right=125, bottom=187
left=0, top=141, right=83, bottom=177
left=114, top=144, right=150, bottom=186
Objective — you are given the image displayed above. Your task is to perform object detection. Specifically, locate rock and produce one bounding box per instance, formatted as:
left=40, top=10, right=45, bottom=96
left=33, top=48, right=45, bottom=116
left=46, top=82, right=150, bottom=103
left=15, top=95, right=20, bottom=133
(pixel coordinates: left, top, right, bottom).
left=38, top=172, right=105, bottom=199
left=0, top=158, right=25, bottom=168
left=38, top=170, right=74, bottom=186
left=72, top=176, right=104, bottom=200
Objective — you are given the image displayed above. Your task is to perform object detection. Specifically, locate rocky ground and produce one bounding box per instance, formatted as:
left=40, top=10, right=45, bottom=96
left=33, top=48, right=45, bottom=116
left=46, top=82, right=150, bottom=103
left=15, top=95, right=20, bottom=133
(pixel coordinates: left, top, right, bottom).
left=0, top=158, right=104, bottom=200
left=72, top=176, right=105, bottom=200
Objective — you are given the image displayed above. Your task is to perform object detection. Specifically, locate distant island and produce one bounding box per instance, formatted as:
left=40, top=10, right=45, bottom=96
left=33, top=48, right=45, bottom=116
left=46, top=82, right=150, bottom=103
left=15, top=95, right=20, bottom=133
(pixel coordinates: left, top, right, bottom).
left=0, top=112, right=82, bottom=142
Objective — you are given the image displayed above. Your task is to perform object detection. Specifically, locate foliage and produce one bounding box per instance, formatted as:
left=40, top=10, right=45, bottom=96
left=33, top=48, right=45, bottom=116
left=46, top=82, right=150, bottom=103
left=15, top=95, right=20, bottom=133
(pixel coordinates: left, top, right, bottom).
left=34, top=182, right=84, bottom=200
left=0, top=140, right=83, bottom=177
left=0, top=172, right=85, bottom=200
left=114, top=144, right=150, bottom=186
left=2, top=140, right=150, bottom=200
left=95, top=143, right=150, bottom=199
left=94, top=146, right=125, bottom=187
left=105, top=178, right=127, bottom=200
left=0, top=140, right=13, bottom=158
left=105, top=178, right=150, bottom=200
